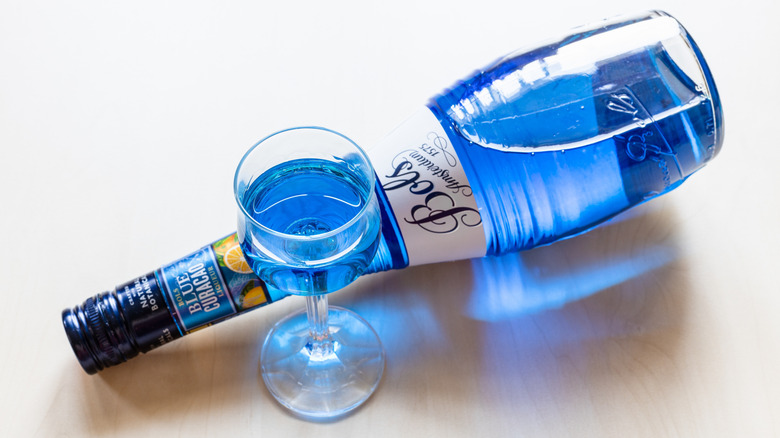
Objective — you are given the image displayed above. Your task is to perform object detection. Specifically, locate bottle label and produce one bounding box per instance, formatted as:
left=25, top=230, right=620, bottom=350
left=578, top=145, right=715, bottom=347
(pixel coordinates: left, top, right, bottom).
left=157, top=234, right=274, bottom=332
left=368, top=108, right=487, bottom=266
left=116, top=272, right=182, bottom=352
left=158, top=244, right=237, bottom=331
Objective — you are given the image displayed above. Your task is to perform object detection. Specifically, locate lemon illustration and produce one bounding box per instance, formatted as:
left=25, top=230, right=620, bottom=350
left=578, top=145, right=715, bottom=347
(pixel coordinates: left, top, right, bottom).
left=223, top=244, right=253, bottom=274
left=240, top=285, right=267, bottom=309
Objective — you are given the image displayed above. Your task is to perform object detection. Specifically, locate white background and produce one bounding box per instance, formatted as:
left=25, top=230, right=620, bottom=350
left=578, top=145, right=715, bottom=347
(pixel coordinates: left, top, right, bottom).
left=1, top=0, right=778, bottom=436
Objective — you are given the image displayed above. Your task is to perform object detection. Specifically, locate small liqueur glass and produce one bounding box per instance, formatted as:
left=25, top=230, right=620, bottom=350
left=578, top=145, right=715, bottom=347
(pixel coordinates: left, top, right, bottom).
left=235, top=127, right=384, bottom=419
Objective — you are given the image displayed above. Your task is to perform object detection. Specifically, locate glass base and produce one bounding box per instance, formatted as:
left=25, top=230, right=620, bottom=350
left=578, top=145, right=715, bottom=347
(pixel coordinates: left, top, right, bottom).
left=260, top=306, right=385, bottom=420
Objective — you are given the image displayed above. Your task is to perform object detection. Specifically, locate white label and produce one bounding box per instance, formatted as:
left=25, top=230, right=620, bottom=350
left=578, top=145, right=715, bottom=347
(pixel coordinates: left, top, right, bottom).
left=368, top=108, right=487, bottom=266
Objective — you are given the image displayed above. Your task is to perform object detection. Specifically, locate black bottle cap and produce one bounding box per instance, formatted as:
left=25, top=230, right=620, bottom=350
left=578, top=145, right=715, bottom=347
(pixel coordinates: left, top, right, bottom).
left=62, top=292, right=139, bottom=374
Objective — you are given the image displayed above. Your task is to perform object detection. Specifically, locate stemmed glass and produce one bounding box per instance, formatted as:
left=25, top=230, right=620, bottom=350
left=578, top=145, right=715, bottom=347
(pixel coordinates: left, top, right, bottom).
left=234, top=127, right=385, bottom=419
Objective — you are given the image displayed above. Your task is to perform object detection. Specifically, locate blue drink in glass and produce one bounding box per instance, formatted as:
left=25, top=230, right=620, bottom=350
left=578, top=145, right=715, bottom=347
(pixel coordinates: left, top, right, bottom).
left=239, top=158, right=380, bottom=294
left=235, top=127, right=385, bottom=420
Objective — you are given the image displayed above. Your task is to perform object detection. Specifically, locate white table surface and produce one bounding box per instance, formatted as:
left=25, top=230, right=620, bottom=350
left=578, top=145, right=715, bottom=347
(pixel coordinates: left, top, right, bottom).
left=2, top=1, right=778, bottom=436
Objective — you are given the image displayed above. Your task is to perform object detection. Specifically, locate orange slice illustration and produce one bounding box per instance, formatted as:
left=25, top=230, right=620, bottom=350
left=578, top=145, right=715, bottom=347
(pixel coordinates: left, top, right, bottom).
left=223, top=244, right=253, bottom=274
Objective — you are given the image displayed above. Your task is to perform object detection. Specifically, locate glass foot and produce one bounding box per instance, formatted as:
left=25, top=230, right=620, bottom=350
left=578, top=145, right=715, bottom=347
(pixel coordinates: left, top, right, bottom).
left=260, top=306, right=385, bottom=420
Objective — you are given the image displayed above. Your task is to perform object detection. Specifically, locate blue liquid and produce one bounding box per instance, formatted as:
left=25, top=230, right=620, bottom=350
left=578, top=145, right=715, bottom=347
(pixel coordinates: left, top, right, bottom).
left=240, top=158, right=380, bottom=295
left=367, top=12, right=722, bottom=272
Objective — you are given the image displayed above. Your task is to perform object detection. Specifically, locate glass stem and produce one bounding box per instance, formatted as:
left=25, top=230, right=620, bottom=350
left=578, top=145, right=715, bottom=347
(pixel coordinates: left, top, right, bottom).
left=305, top=294, right=333, bottom=357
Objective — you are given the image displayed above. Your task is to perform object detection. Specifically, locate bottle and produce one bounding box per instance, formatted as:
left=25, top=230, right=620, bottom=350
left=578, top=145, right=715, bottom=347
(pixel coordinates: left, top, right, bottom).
left=62, top=10, right=723, bottom=374
left=364, top=10, right=722, bottom=272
